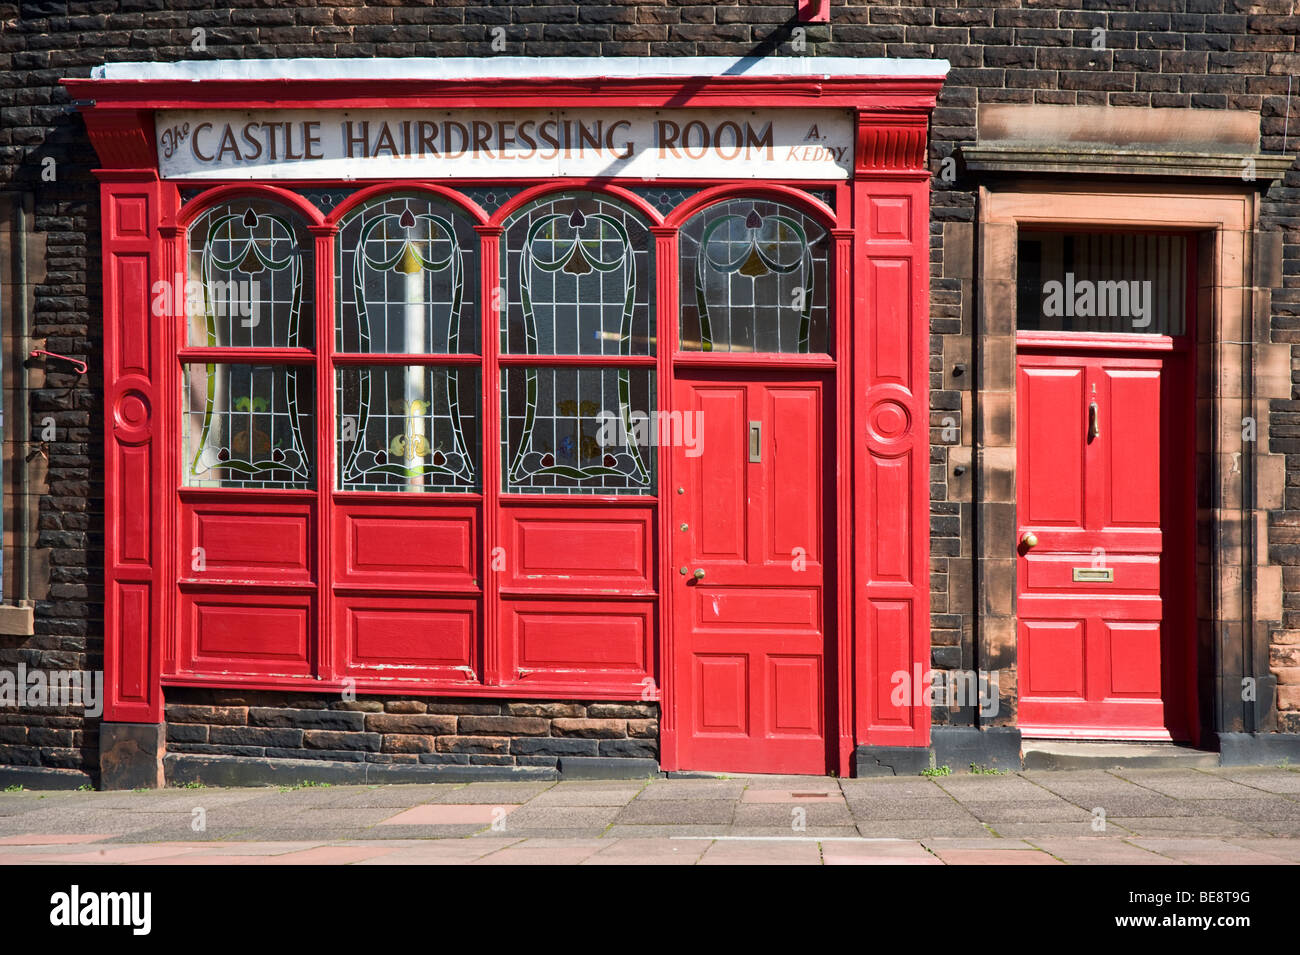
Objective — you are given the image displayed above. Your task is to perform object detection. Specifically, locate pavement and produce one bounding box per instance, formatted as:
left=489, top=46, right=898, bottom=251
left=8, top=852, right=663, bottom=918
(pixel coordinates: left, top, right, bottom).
left=2, top=766, right=1299, bottom=864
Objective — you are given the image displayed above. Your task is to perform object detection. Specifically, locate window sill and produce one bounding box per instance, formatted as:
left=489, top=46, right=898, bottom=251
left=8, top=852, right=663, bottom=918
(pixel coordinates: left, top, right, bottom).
left=0, top=604, right=34, bottom=636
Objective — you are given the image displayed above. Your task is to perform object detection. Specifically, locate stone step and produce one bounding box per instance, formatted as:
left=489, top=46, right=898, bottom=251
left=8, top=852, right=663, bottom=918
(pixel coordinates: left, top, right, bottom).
left=1022, top=740, right=1220, bottom=770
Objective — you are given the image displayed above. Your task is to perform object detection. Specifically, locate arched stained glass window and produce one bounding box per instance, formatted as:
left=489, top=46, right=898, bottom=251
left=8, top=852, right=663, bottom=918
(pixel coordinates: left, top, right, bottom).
left=186, top=199, right=313, bottom=350
left=500, top=193, right=655, bottom=495
left=679, top=198, right=830, bottom=354
left=183, top=199, right=314, bottom=489
left=335, top=193, right=479, bottom=355
left=334, top=193, right=481, bottom=491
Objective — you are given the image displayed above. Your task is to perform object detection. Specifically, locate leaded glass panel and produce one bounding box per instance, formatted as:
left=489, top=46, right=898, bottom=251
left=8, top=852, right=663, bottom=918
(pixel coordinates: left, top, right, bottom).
left=186, top=200, right=313, bottom=349
left=501, top=193, right=653, bottom=356
left=336, top=193, right=479, bottom=354
left=679, top=198, right=830, bottom=353
left=183, top=363, right=313, bottom=489
left=337, top=365, right=480, bottom=492
left=501, top=366, right=655, bottom=495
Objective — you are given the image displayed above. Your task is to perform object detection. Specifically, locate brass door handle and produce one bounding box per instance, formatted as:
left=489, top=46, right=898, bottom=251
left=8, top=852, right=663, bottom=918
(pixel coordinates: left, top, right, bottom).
left=693, top=569, right=705, bottom=580
left=1088, top=401, right=1100, bottom=441
left=1021, top=531, right=1039, bottom=549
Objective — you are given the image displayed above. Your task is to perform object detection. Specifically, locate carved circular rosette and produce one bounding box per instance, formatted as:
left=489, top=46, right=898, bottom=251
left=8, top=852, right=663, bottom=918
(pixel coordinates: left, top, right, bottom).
left=864, top=385, right=917, bottom=453
left=112, top=377, right=153, bottom=445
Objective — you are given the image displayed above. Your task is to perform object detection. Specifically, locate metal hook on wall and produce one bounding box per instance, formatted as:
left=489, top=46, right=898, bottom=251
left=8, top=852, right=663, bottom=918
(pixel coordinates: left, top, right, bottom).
left=29, top=349, right=88, bottom=375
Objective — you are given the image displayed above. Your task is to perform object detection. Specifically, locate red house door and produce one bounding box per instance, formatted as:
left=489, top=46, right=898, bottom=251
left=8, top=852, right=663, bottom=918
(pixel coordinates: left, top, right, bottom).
left=672, top=371, right=831, bottom=773
left=1016, top=351, right=1192, bottom=740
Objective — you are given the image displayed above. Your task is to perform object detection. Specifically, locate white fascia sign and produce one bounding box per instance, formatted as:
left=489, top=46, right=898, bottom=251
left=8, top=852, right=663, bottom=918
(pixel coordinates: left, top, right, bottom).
left=155, top=108, right=855, bottom=180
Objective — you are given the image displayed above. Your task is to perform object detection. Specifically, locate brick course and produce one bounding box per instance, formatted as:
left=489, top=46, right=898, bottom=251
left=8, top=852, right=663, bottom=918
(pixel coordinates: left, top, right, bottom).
left=164, top=690, right=660, bottom=768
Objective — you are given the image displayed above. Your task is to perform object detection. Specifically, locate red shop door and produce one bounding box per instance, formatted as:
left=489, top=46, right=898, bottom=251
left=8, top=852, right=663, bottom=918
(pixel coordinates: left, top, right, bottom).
left=671, top=371, right=831, bottom=774
left=1016, top=351, right=1192, bottom=740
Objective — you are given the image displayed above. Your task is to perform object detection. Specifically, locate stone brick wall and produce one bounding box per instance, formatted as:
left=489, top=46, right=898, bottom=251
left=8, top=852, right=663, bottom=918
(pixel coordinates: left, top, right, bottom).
left=165, top=689, right=658, bottom=768
left=2, top=1, right=1299, bottom=775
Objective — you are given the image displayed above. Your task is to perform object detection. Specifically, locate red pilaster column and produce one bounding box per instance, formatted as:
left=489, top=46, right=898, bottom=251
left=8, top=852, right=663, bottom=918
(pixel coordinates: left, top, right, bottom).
left=851, top=110, right=936, bottom=762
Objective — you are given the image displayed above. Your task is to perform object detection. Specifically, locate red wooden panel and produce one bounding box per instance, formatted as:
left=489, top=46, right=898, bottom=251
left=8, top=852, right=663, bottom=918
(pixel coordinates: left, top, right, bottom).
left=1020, top=618, right=1086, bottom=698
left=696, top=657, right=748, bottom=738
left=693, top=386, right=747, bottom=560
left=500, top=600, right=653, bottom=688
left=769, top=656, right=822, bottom=735
left=868, top=258, right=910, bottom=387
left=111, top=193, right=148, bottom=236
left=1106, top=621, right=1163, bottom=697
left=867, top=196, right=910, bottom=240
left=867, top=452, right=911, bottom=582
left=868, top=599, right=912, bottom=728
left=1024, top=554, right=1160, bottom=593
left=336, top=596, right=477, bottom=683
left=767, top=386, right=821, bottom=562
left=117, top=443, right=152, bottom=565
left=693, top=586, right=819, bottom=630
left=1021, top=365, right=1087, bottom=529
left=181, top=498, right=313, bottom=583
left=113, top=255, right=151, bottom=376
left=334, top=502, right=476, bottom=590
left=1104, top=369, right=1161, bottom=528
left=503, top=506, right=653, bottom=591
left=696, top=655, right=748, bottom=734
left=179, top=592, right=313, bottom=678
left=116, top=582, right=150, bottom=704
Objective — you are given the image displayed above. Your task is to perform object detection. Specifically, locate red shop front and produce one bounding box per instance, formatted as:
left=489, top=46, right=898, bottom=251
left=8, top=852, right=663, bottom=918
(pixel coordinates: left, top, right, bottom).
left=68, top=57, right=946, bottom=782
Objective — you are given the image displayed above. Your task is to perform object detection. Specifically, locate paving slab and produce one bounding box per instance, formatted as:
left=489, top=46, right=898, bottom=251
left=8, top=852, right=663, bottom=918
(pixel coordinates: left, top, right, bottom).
left=634, top=780, right=748, bottom=800
left=1024, top=838, right=1182, bottom=865
left=604, top=824, right=733, bottom=838
left=838, top=779, right=945, bottom=798
left=1109, top=815, right=1269, bottom=838
left=844, top=797, right=975, bottom=821
left=380, top=803, right=519, bottom=825
left=856, top=819, right=993, bottom=839
left=697, top=839, right=825, bottom=865
left=582, top=839, right=707, bottom=865
left=920, top=837, right=1032, bottom=850
left=821, top=841, right=941, bottom=866
left=933, top=776, right=1061, bottom=800
left=1126, top=837, right=1296, bottom=865
left=263, top=845, right=397, bottom=865
left=1217, top=770, right=1300, bottom=794
left=352, top=839, right=521, bottom=864
left=722, top=821, right=863, bottom=836
left=932, top=847, right=1063, bottom=865
left=615, top=798, right=736, bottom=826
left=960, top=800, right=1095, bottom=823
left=421, top=783, right=556, bottom=804
left=472, top=838, right=608, bottom=865
left=0, top=833, right=110, bottom=845
left=732, top=802, right=854, bottom=826
left=1177, top=798, right=1300, bottom=824
left=1110, top=771, right=1261, bottom=799
left=741, top=788, right=846, bottom=803
left=523, top=786, right=643, bottom=807
left=492, top=805, right=621, bottom=830
left=1225, top=838, right=1300, bottom=862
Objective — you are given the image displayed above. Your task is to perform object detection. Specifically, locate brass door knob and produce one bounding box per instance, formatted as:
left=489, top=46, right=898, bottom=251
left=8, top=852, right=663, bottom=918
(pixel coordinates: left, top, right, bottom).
left=693, top=569, right=706, bottom=580
left=1021, top=531, right=1039, bottom=549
